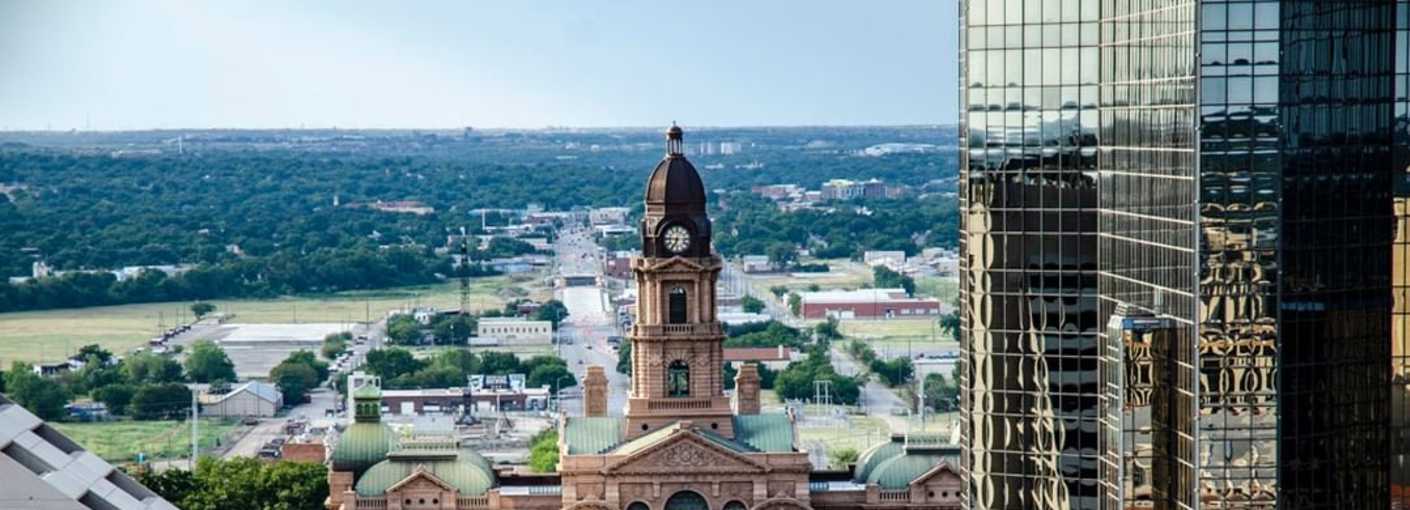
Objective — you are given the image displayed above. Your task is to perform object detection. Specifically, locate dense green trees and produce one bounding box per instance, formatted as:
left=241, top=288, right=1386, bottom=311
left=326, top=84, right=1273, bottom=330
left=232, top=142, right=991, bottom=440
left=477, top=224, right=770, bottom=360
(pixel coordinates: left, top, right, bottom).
left=740, top=295, right=765, bottom=314
left=190, top=302, right=215, bottom=319
left=184, top=340, right=236, bottom=383
left=131, top=456, right=328, bottom=510
left=528, top=429, right=559, bottom=473
left=385, top=314, right=424, bottom=345
left=130, top=383, right=192, bottom=419
left=616, top=342, right=633, bottom=376
left=872, top=266, right=917, bottom=296
left=0, top=127, right=956, bottom=313
left=5, top=362, right=72, bottom=420
left=847, top=340, right=914, bottom=387
left=773, top=351, right=861, bottom=405
left=357, top=347, right=573, bottom=392
left=713, top=193, right=959, bottom=259
left=122, top=351, right=184, bottom=385
left=0, top=247, right=449, bottom=313
left=923, top=372, right=960, bottom=412
left=271, top=351, right=329, bottom=404
left=533, top=300, right=569, bottom=330
left=724, top=321, right=807, bottom=348
left=321, top=332, right=351, bottom=359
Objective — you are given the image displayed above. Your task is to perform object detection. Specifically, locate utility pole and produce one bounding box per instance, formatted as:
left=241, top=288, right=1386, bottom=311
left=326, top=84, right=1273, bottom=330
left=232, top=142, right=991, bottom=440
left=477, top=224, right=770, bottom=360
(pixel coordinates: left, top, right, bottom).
left=191, top=390, right=198, bottom=470
left=918, top=371, right=926, bottom=429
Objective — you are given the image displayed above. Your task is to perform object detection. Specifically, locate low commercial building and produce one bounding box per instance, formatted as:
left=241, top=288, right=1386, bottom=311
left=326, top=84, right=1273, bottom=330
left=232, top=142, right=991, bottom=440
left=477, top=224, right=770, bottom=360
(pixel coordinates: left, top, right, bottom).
left=475, top=318, right=553, bottom=346
left=603, top=250, right=634, bottom=279
left=588, top=206, right=630, bottom=225
left=799, top=288, right=942, bottom=319
left=380, top=388, right=473, bottom=416
left=863, top=250, right=908, bottom=268
left=468, top=374, right=551, bottom=412
left=740, top=254, right=773, bottom=273
left=723, top=346, right=798, bottom=370
left=201, top=381, right=284, bottom=417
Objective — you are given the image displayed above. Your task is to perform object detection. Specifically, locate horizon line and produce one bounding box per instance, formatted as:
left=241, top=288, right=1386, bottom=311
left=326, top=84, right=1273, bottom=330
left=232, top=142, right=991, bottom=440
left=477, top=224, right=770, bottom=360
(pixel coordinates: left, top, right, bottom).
left=0, top=123, right=959, bottom=135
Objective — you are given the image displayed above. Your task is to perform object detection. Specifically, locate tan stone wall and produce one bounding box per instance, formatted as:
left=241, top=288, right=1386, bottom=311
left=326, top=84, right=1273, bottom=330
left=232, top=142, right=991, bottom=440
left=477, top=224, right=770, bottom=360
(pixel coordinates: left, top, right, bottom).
left=281, top=442, right=326, bottom=464
left=327, top=470, right=354, bottom=510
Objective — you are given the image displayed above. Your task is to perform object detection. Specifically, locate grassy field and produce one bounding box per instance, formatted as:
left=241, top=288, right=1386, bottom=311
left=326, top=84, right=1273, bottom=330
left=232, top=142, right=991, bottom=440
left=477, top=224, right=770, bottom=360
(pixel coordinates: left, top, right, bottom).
left=915, top=275, right=959, bottom=303
left=795, top=411, right=959, bottom=467
left=0, top=273, right=553, bottom=365
left=840, top=318, right=956, bottom=356
left=797, top=415, right=892, bottom=464
left=747, top=258, right=874, bottom=293
left=52, top=418, right=241, bottom=463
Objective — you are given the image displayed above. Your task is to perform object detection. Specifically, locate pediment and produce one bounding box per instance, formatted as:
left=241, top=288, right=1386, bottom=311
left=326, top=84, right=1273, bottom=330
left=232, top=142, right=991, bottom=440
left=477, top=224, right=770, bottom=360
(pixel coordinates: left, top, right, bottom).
left=604, top=430, right=768, bottom=475
left=644, top=256, right=708, bottom=273
left=386, top=465, right=457, bottom=493
left=911, top=461, right=962, bottom=487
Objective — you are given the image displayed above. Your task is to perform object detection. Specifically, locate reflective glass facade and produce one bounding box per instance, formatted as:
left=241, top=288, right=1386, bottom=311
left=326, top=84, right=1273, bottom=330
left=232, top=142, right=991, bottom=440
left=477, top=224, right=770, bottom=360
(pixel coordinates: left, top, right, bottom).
left=958, top=0, right=1102, bottom=508
left=1393, top=0, right=1410, bottom=506
left=961, top=1, right=1403, bottom=509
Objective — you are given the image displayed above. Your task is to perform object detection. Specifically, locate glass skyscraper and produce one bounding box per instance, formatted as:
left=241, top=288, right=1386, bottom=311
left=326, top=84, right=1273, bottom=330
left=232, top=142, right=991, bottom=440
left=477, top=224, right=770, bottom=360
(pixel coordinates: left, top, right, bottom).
left=960, top=1, right=1406, bottom=508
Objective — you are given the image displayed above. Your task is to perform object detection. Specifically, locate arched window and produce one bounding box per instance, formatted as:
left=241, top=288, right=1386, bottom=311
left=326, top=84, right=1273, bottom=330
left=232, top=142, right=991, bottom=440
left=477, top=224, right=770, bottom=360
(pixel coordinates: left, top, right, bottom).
left=722, top=501, right=747, bottom=510
left=626, top=503, right=650, bottom=510
left=667, top=360, right=690, bottom=397
left=665, top=491, right=708, bottom=510
left=669, top=287, right=688, bottom=324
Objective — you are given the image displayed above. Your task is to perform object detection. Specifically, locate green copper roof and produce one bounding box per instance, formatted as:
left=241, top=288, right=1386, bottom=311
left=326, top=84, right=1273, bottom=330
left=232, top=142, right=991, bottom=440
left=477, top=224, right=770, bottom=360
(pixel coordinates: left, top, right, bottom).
left=331, top=422, right=397, bottom=473
left=732, top=414, right=795, bottom=453
left=563, top=417, right=624, bottom=455
left=609, top=421, right=683, bottom=455
left=355, top=459, right=496, bottom=497
left=865, top=454, right=947, bottom=490
left=853, top=440, right=905, bottom=483
left=354, top=383, right=382, bottom=399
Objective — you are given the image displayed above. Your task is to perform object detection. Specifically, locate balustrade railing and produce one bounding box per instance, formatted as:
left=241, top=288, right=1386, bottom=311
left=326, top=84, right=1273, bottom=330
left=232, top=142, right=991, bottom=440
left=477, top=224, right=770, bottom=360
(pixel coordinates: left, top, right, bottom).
left=878, top=490, right=911, bottom=502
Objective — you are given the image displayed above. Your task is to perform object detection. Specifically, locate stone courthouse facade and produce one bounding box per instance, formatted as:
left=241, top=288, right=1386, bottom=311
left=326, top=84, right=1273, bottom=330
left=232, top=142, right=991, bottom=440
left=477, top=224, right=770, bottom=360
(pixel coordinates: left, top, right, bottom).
left=326, top=126, right=962, bottom=510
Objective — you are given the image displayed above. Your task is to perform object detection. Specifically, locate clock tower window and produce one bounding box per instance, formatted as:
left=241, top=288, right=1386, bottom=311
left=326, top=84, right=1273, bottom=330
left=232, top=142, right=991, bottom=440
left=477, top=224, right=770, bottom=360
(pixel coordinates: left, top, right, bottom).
left=668, top=287, right=688, bottom=324
left=667, top=360, right=690, bottom=397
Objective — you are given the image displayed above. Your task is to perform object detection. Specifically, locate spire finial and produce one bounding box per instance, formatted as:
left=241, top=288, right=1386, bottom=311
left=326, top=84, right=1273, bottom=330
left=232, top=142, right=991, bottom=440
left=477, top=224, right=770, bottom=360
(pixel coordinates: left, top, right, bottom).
left=666, top=122, right=684, bottom=156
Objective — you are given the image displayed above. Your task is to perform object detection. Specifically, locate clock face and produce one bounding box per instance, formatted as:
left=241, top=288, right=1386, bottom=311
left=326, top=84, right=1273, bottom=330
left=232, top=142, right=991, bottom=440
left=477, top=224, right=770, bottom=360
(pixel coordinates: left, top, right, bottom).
left=663, top=225, right=691, bottom=254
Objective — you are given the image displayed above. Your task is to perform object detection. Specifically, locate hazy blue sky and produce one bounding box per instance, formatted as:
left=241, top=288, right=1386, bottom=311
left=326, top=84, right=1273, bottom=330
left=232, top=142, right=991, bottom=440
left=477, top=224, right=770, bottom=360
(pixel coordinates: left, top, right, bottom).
left=0, top=1, right=956, bottom=130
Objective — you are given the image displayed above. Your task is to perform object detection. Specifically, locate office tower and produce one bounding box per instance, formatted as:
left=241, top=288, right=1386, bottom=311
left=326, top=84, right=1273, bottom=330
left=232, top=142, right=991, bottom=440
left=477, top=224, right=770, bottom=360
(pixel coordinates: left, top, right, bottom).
left=960, top=1, right=1402, bottom=508
left=1393, top=0, right=1410, bottom=505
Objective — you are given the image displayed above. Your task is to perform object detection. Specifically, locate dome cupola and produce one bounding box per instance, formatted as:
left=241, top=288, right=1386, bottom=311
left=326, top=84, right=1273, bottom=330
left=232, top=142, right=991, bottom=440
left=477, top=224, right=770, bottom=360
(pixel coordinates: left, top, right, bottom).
left=640, top=123, right=712, bottom=258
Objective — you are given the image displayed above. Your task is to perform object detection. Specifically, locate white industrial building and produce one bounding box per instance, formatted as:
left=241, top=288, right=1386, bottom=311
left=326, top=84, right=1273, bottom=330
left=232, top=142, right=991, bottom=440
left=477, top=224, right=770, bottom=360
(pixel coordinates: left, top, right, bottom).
left=475, top=318, right=553, bottom=346
left=199, top=381, right=283, bottom=417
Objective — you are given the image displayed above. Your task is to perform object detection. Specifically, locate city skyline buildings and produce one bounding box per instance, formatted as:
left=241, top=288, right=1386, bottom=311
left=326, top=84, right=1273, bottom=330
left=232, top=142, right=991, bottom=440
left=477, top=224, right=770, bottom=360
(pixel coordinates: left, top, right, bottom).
left=960, top=1, right=1409, bottom=509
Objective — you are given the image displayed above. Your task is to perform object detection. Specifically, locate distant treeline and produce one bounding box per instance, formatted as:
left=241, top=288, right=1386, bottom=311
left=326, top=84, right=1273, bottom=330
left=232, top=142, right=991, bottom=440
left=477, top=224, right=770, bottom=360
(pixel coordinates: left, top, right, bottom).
left=714, top=192, right=958, bottom=259
left=0, top=133, right=955, bottom=311
left=0, top=247, right=467, bottom=313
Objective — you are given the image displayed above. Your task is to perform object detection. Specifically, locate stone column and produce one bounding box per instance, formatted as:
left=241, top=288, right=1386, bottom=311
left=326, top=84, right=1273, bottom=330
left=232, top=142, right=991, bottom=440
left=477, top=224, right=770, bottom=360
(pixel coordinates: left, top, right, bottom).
left=584, top=365, right=609, bottom=417
left=733, top=363, right=761, bottom=415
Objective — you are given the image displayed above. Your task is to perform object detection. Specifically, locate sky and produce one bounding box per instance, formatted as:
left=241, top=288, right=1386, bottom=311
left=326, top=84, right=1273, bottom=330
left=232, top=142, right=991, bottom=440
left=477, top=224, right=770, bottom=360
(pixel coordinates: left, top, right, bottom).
left=0, top=1, right=956, bottom=130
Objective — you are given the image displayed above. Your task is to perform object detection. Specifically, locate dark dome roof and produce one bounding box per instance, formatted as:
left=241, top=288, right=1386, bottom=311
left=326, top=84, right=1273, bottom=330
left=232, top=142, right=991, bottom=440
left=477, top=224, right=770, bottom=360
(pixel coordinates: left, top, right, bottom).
left=645, top=156, right=706, bottom=210
left=645, top=124, right=705, bottom=211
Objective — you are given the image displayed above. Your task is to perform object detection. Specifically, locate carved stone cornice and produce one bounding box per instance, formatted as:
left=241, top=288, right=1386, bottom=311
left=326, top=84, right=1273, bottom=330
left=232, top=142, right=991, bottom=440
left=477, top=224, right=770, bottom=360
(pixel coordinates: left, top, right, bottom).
left=602, top=429, right=769, bottom=476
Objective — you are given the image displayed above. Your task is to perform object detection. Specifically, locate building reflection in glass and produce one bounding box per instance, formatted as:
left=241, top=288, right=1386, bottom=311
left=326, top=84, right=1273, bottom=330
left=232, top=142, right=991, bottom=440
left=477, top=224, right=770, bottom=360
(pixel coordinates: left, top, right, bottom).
left=964, top=1, right=1401, bottom=509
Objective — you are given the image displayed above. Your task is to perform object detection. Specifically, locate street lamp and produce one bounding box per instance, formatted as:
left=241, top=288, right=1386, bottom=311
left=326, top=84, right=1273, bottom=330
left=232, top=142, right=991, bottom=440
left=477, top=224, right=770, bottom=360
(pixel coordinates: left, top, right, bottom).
left=554, top=374, right=575, bottom=414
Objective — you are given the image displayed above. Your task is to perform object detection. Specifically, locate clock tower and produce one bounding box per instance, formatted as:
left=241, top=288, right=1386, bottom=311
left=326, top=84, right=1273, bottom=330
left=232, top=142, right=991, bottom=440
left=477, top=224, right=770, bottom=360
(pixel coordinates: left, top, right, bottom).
left=624, top=124, right=733, bottom=439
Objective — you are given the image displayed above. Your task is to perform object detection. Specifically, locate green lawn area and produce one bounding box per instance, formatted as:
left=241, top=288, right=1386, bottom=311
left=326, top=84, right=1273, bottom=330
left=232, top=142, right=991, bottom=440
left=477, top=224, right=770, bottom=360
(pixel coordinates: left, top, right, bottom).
left=839, top=319, right=956, bottom=356
left=796, top=415, right=892, bottom=465
left=915, top=275, right=959, bottom=303
left=0, top=273, right=552, bottom=365
left=796, top=412, right=959, bottom=468
left=747, top=258, right=874, bottom=294
left=52, top=418, right=240, bottom=464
